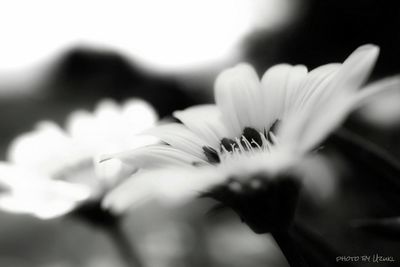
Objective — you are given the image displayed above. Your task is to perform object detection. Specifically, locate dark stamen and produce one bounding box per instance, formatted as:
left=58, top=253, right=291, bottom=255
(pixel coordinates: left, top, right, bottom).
left=269, top=120, right=280, bottom=134
left=203, top=146, right=220, bottom=164
left=220, top=138, right=238, bottom=152
left=267, top=120, right=280, bottom=144
left=242, top=127, right=263, bottom=148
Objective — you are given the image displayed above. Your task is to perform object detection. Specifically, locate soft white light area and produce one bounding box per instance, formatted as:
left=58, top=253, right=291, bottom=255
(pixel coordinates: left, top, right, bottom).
left=0, top=164, right=91, bottom=219
left=0, top=98, right=158, bottom=218
left=0, top=0, right=293, bottom=73
left=67, top=99, right=159, bottom=155
left=7, top=122, right=78, bottom=176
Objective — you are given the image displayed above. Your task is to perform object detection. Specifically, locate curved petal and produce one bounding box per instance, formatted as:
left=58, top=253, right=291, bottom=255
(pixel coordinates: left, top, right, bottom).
left=261, top=64, right=307, bottom=130
left=215, top=63, right=263, bottom=134
left=173, top=104, right=229, bottom=147
left=294, top=76, right=400, bottom=153
left=293, top=63, right=341, bottom=112
left=278, top=64, right=340, bottom=149
left=279, top=45, right=380, bottom=153
left=101, top=145, right=208, bottom=170
left=145, top=123, right=209, bottom=160
left=102, top=166, right=222, bottom=213
left=282, top=65, right=308, bottom=117
left=318, top=44, right=379, bottom=102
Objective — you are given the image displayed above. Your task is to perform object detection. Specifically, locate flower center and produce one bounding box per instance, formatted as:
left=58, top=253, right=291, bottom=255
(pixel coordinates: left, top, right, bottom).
left=202, top=120, right=280, bottom=164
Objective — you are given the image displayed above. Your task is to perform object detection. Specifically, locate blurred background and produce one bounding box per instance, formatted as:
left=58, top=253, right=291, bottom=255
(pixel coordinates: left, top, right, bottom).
left=0, top=0, right=400, bottom=266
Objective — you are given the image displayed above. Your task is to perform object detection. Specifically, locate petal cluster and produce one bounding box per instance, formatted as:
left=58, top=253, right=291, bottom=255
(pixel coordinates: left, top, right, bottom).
left=0, top=99, right=158, bottom=219
left=104, top=45, right=400, bottom=213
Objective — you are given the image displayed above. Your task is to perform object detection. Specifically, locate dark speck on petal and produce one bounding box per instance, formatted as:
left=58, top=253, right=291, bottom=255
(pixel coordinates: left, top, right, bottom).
left=269, top=120, right=280, bottom=134
left=203, top=146, right=220, bottom=164
left=220, top=138, right=238, bottom=152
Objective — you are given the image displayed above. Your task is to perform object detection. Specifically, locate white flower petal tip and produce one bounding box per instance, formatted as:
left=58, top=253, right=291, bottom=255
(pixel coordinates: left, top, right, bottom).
left=342, top=44, right=379, bottom=80
left=345, top=44, right=379, bottom=70
left=214, top=63, right=264, bottom=134
left=352, top=44, right=379, bottom=57
left=215, top=63, right=256, bottom=81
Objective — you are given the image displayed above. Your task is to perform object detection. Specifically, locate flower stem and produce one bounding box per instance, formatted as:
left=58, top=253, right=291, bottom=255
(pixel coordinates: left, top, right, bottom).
left=105, top=220, right=145, bottom=267
left=271, top=230, right=309, bottom=267
left=70, top=201, right=145, bottom=267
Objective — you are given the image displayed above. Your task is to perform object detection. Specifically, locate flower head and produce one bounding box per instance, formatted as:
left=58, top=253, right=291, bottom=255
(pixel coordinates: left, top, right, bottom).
left=103, top=45, right=400, bottom=232
left=0, top=99, right=158, bottom=219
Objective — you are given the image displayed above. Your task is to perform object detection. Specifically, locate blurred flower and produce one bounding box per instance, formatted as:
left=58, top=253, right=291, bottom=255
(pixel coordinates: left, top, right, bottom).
left=0, top=99, right=157, bottom=219
left=103, top=45, right=400, bottom=232
left=357, top=86, right=400, bottom=128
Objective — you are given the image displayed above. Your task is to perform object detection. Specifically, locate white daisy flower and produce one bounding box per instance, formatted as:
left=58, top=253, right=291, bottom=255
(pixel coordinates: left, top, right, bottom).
left=0, top=99, right=158, bottom=219
left=103, top=45, right=400, bottom=231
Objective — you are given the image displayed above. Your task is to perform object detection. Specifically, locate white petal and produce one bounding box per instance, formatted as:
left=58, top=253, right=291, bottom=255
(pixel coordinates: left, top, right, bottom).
left=94, top=157, right=137, bottom=184
left=65, top=110, right=97, bottom=142
left=173, top=104, right=229, bottom=147
left=94, top=99, right=120, bottom=118
left=293, top=93, right=354, bottom=153
left=282, top=65, right=308, bottom=117
left=67, top=99, right=157, bottom=155
left=279, top=45, right=380, bottom=153
left=0, top=162, right=46, bottom=186
left=0, top=195, right=77, bottom=219
left=145, top=123, right=209, bottom=160
left=278, top=64, right=340, bottom=148
left=121, top=99, right=158, bottom=132
left=102, top=166, right=222, bottom=213
left=293, top=63, right=341, bottom=111
left=0, top=163, right=91, bottom=219
left=101, top=145, right=208, bottom=170
left=0, top=163, right=91, bottom=199
left=215, top=63, right=263, bottom=134
left=293, top=76, right=400, bottom=153
left=261, top=64, right=307, bottom=130
left=7, top=122, right=75, bottom=175
left=319, top=44, right=379, bottom=101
